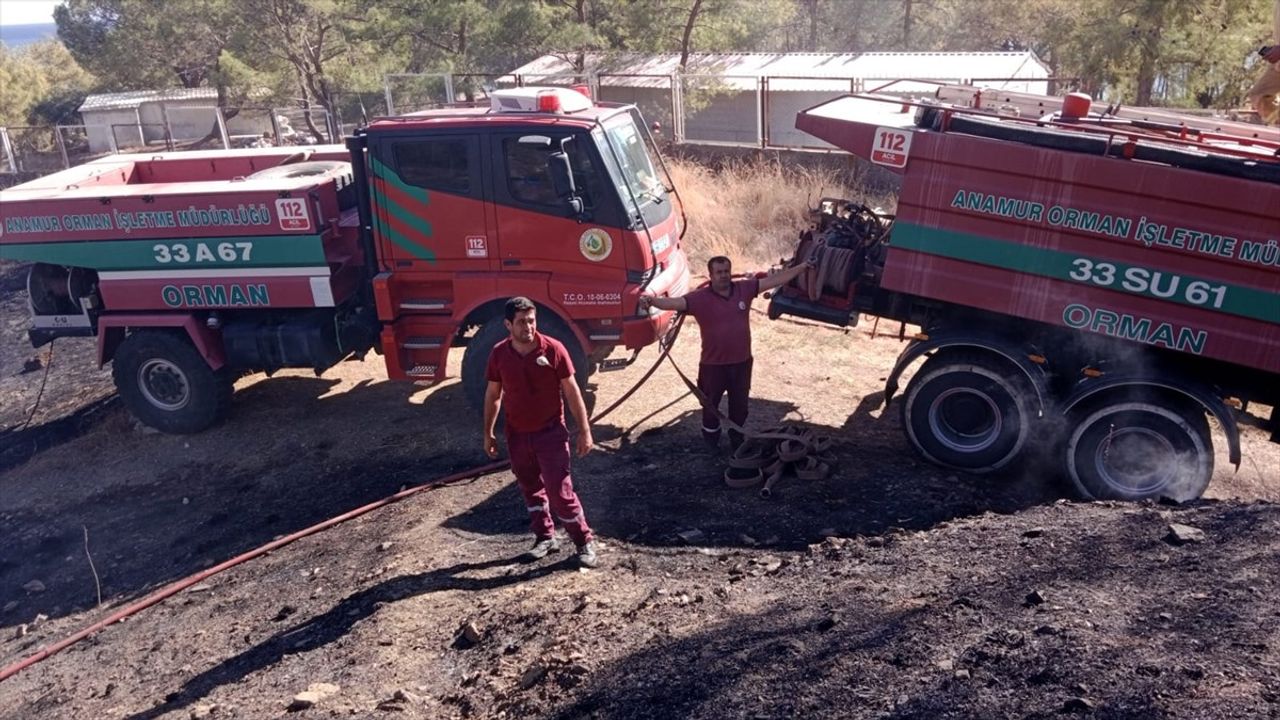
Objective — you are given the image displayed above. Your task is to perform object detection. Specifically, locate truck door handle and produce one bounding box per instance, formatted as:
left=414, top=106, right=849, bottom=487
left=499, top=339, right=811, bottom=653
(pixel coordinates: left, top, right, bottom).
left=503, top=259, right=521, bottom=266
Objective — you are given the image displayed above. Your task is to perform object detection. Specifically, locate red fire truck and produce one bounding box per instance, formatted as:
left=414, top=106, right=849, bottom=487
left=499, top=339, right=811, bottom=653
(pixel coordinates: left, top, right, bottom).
left=0, top=87, right=690, bottom=433
left=771, top=85, right=1279, bottom=502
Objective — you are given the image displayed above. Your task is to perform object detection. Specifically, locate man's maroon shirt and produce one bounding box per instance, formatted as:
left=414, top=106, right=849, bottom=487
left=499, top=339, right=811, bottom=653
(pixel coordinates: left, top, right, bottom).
left=485, top=332, right=575, bottom=432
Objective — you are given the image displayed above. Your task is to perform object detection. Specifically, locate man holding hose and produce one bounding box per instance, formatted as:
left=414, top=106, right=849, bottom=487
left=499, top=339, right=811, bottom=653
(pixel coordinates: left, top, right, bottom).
left=639, top=256, right=811, bottom=453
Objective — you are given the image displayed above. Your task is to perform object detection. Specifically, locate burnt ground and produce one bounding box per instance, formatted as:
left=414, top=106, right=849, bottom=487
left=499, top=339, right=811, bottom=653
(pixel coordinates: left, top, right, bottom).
left=1, top=257, right=1279, bottom=719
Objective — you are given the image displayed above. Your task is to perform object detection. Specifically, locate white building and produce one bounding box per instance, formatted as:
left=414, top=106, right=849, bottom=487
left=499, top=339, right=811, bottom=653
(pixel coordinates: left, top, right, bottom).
left=77, top=89, right=272, bottom=153
left=509, top=51, right=1052, bottom=147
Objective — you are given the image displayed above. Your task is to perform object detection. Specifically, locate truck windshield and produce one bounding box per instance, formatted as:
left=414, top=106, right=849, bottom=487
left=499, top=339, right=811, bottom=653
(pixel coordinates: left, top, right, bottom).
left=598, top=112, right=668, bottom=218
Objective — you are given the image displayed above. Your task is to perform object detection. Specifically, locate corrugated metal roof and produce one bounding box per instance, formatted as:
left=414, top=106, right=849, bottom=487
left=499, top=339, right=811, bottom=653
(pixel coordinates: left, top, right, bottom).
left=510, top=51, right=1051, bottom=93
left=79, top=88, right=220, bottom=113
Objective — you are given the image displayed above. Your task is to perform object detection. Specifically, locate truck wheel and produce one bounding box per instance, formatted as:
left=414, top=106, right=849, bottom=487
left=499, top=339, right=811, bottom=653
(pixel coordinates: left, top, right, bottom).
left=461, top=313, right=589, bottom=419
left=901, top=352, right=1035, bottom=474
left=111, top=330, right=233, bottom=434
left=1065, top=399, right=1212, bottom=502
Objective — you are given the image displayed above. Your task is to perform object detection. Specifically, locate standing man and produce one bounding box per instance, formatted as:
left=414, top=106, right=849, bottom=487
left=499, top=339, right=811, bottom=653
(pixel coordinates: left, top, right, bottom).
left=483, top=297, right=599, bottom=568
left=639, top=256, right=810, bottom=452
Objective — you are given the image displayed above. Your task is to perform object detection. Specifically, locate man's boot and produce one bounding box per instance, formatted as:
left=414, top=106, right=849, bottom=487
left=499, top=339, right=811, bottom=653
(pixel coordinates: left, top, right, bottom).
left=576, top=541, right=600, bottom=569
left=525, top=535, right=560, bottom=560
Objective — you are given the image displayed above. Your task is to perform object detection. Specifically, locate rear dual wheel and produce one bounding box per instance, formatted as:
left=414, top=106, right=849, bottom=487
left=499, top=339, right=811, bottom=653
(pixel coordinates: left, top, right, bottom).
left=900, top=353, right=1036, bottom=474
left=900, top=351, right=1215, bottom=502
left=1064, top=398, right=1212, bottom=503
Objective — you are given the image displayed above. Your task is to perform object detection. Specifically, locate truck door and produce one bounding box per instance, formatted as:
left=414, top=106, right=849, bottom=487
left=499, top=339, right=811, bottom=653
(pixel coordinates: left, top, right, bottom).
left=369, top=133, right=492, bottom=273
left=487, top=130, right=628, bottom=284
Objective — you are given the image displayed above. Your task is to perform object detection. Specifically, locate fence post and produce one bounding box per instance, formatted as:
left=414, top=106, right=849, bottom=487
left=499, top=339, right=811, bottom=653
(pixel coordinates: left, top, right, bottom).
left=444, top=74, right=456, bottom=104
left=322, top=103, right=337, bottom=141
left=760, top=77, right=769, bottom=149
left=215, top=107, right=231, bottom=149
left=756, top=77, right=765, bottom=149
left=0, top=127, right=17, bottom=173
left=134, top=108, right=145, bottom=150
left=384, top=75, right=396, bottom=116
left=54, top=126, right=70, bottom=168
left=672, top=74, right=684, bottom=144
left=160, top=104, right=172, bottom=150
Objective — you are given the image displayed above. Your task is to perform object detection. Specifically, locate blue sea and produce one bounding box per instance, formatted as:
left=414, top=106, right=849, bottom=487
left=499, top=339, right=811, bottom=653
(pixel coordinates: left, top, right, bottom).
left=0, top=22, right=57, bottom=48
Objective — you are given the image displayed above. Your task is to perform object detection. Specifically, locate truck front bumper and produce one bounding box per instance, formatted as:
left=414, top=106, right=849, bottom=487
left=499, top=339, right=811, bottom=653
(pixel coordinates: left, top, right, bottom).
left=621, top=307, right=678, bottom=350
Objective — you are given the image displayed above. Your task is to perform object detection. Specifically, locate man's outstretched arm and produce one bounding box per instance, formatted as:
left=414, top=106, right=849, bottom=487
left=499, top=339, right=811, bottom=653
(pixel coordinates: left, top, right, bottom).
left=757, top=257, right=815, bottom=292
left=638, top=293, right=687, bottom=312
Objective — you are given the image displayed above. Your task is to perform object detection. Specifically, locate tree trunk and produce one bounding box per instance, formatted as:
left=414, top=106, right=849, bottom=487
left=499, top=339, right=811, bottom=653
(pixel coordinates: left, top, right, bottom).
left=1133, top=9, right=1165, bottom=106
left=846, top=1, right=866, bottom=52
left=199, top=59, right=237, bottom=147
left=902, top=0, right=913, bottom=49
left=806, top=0, right=819, bottom=51
left=293, top=69, right=327, bottom=143
left=574, top=0, right=588, bottom=79
left=680, top=0, right=705, bottom=69
left=1135, top=53, right=1157, bottom=106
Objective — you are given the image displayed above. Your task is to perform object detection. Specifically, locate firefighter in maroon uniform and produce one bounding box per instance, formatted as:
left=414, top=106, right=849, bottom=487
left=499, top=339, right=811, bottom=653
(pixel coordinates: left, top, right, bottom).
left=483, top=297, right=599, bottom=568
left=639, top=256, right=811, bottom=451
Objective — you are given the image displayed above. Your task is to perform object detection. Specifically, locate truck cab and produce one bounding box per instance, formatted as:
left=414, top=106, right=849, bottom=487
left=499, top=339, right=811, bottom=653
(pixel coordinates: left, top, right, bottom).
left=358, top=86, right=690, bottom=408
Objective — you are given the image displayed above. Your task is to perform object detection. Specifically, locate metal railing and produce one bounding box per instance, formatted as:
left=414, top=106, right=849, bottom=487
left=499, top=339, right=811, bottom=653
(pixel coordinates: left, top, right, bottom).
left=382, top=71, right=1069, bottom=153
left=1, top=72, right=1080, bottom=174
left=0, top=105, right=341, bottom=174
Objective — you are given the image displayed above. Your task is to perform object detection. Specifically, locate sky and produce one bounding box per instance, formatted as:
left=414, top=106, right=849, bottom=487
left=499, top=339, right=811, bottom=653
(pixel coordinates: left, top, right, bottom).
left=0, top=0, right=60, bottom=26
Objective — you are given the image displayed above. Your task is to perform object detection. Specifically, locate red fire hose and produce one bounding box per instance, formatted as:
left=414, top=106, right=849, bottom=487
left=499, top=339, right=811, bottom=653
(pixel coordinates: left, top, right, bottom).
left=0, top=307, right=693, bottom=683
left=0, top=459, right=510, bottom=684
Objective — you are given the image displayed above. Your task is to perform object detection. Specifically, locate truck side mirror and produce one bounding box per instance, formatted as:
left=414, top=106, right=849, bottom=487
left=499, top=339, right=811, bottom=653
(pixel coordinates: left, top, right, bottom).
left=548, top=151, right=585, bottom=219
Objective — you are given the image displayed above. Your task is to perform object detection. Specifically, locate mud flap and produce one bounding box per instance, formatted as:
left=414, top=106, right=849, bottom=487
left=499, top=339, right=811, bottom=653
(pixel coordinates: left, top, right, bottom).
left=883, top=331, right=1049, bottom=417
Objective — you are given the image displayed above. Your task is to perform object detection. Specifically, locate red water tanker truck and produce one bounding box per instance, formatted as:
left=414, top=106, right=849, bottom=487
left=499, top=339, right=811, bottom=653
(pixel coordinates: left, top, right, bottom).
left=0, top=87, right=690, bottom=433
left=770, top=84, right=1279, bottom=502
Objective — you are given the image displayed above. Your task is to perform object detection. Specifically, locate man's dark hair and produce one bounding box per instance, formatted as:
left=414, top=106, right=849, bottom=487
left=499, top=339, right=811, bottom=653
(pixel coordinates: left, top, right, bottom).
left=707, top=256, right=731, bottom=273
left=504, top=296, right=536, bottom=321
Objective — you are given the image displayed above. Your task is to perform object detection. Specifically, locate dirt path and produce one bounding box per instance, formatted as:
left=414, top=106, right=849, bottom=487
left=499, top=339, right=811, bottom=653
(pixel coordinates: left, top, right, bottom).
left=1, top=306, right=1278, bottom=719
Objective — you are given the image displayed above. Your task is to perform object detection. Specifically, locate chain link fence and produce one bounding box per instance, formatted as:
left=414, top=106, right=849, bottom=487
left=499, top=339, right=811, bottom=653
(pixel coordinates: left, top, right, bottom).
left=383, top=74, right=455, bottom=115
left=596, top=74, right=676, bottom=140
left=1, top=71, right=1060, bottom=175
left=380, top=71, right=1013, bottom=151
left=3, top=127, right=65, bottom=174
left=0, top=104, right=349, bottom=173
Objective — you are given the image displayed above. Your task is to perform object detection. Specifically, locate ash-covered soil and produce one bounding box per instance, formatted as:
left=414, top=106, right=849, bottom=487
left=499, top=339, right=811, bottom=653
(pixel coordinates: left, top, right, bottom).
left=1, top=269, right=1278, bottom=719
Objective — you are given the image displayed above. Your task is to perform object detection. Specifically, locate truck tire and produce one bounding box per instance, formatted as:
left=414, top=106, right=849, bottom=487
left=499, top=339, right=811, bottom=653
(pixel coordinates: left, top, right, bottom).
left=461, top=313, right=589, bottom=422
left=111, top=330, right=233, bottom=434
left=900, top=352, right=1035, bottom=474
left=1065, top=399, right=1212, bottom=502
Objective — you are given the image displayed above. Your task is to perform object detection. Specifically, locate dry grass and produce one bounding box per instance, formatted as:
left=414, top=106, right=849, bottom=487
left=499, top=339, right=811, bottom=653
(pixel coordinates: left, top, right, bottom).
left=669, top=156, right=874, bottom=271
